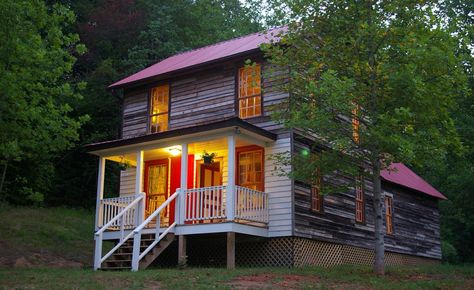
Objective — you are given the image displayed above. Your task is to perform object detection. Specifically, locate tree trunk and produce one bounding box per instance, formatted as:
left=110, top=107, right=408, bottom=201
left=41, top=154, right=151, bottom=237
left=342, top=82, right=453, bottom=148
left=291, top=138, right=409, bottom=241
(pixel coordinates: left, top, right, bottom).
left=372, top=159, right=385, bottom=275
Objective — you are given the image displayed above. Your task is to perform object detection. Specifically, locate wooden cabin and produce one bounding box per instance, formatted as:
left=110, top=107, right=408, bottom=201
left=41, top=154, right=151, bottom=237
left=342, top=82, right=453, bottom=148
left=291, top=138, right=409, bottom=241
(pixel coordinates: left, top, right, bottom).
left=86, top=27, right=446, bottom=271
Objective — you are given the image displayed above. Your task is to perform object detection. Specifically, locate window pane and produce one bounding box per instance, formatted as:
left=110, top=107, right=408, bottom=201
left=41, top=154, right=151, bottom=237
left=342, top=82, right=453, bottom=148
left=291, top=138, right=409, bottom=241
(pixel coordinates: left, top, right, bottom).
left=238, top=64, right=262, bottom=119
left=150, top=85, right=169, bottom=133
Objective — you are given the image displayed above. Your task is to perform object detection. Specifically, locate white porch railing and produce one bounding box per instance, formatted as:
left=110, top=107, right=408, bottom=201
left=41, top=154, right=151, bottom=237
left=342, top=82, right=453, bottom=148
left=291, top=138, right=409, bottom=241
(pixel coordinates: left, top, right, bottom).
left=99, top=195, right=138, bottom=229
left=235, top=186, right=269, bottom=224
left=184, top=186, right=227, bottom=222
left=94, top=193, right=145, bottom=270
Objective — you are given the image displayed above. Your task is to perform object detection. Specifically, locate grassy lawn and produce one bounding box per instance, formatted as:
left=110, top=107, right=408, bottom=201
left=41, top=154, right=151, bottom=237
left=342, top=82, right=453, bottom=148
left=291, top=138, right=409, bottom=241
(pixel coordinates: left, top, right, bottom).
left=0, top=205, right=473, bottom=289
left=0, top=264, right=473, bottom=289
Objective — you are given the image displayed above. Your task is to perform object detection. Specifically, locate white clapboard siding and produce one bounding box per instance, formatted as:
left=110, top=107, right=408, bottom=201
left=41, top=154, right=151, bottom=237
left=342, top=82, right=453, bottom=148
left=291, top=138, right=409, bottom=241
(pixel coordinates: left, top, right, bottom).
left=265, top=137, right=292, bottom=237
left=119, top=167, right=136, bottom=196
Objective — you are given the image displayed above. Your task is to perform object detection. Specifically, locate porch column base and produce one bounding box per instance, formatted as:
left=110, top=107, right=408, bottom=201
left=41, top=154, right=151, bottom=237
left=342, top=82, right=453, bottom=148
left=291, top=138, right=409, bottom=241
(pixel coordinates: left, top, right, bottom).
left=227, top=232, right=235, bottom=269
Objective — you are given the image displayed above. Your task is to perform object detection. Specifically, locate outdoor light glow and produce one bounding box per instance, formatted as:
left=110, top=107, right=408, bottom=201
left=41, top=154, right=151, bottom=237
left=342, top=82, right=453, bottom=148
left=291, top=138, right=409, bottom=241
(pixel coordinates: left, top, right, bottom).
left=168, top=146, right=181, bottom=156
left=301, top=149, right=310, bottom=157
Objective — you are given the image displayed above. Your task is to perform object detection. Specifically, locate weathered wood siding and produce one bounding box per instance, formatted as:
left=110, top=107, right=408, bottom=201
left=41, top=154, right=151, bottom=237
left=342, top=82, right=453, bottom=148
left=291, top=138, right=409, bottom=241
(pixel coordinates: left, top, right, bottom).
left=383, top=184, right=441, bottom=259
left=122, top=90, right=148, bottom=138
left=293, top=137, right=441, bottom=259
left=169, top=64, right=236, bottom=129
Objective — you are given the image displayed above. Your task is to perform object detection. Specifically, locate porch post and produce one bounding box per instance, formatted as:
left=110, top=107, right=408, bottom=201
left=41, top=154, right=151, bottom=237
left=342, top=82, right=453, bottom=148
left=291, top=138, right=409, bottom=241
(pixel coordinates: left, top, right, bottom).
left=178, top=143, right=188, bottom=225
left=94, top=156, right=105, bottom=231
left=227, top=232, right=236, bottom=269
left=136, top=150, right=145, bottom=223
left=227, top=134, right=236, bottom=221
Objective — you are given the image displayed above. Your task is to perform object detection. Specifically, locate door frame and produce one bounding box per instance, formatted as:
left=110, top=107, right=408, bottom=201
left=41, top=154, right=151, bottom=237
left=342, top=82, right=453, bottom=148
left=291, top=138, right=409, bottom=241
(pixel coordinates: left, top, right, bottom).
left=143, top=159, right=169, bottom=217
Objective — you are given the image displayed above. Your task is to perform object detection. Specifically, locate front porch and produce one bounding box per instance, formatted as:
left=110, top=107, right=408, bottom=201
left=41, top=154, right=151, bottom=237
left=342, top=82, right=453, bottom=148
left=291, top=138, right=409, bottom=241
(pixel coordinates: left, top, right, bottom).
left=89, top=123, right=276, bottom=270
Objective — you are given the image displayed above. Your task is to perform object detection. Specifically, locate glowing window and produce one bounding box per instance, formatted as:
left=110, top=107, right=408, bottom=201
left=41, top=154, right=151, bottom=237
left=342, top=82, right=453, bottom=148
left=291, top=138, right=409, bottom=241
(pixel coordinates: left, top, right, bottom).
left=238, top=64, right=262, bottom=119
left=149, top=84, right=169, bottom=133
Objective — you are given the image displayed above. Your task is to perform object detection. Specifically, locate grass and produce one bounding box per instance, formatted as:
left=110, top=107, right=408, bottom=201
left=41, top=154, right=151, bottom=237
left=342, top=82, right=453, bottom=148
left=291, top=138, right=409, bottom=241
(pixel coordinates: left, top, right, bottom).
left=0, top=204, right=95, bottom=265
left=0, top=264, right=473, bottom=289
left=0, top=205, right=473, bottom=289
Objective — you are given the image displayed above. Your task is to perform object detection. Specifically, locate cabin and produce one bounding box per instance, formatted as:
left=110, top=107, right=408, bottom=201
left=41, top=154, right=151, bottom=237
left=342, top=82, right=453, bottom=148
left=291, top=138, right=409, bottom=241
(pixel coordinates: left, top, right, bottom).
left=86, top=27, right=446, bottom=271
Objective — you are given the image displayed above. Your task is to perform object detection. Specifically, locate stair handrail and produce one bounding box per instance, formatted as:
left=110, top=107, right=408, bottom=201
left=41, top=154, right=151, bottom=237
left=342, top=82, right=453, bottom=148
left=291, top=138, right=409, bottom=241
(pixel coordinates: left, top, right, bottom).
left=94, top=192, right=145, bottom=270
left=131, top=190, right=180, bottom=271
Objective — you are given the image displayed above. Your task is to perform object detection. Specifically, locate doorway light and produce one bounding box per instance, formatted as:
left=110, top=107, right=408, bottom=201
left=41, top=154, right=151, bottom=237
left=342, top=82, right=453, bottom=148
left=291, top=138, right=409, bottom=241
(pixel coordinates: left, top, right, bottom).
left=168, top=146, right=182, bottom=156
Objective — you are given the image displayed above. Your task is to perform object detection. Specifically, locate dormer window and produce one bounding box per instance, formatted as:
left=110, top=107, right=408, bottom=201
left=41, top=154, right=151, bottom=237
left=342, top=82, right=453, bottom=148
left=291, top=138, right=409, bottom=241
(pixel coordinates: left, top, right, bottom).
left=149, top=84, right=169, bottom=133
left=238, top=63, right=262, bottom=119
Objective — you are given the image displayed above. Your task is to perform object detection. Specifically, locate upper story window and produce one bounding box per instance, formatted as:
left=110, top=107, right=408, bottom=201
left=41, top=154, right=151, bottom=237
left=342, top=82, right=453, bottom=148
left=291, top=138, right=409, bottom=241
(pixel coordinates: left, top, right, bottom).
left=149, top=84, right=169, bottom=133
left=385, top=195, right=394, bottom=234
left=355, top=171, right=365, bottom=223
left=352, top=102, right=360, bottom=144
left=311, top=166, right=323, bottom=213
left=237, top=146, right=264, bottom=191
left=238, top=63, right=262, bottom=119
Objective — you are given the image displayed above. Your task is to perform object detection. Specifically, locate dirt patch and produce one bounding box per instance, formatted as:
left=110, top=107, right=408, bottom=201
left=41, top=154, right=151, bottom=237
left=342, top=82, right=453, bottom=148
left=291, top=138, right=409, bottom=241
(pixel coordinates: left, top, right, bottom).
left=0, top=240, right=84, bottom=269
left=227, top=273, right=319, bottom=289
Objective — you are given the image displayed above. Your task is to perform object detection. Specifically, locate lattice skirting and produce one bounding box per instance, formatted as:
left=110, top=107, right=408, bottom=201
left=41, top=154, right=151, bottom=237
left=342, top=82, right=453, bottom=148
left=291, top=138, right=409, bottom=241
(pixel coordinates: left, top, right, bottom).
left=183, top=235, right=439, bottom=268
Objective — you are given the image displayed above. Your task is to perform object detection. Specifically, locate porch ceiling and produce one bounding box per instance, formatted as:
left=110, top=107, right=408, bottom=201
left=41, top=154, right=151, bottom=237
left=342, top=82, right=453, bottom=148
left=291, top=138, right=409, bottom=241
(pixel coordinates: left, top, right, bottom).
left=86, top=117, right=276, bottom=156
left=105, top=137, right=254, bottom=163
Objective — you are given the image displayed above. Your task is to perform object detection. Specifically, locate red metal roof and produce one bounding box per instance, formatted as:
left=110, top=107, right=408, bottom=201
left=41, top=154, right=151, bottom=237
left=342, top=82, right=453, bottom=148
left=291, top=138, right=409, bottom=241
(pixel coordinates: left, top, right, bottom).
left=109, top=26, right=286, bottom=89
left=381, top=163, right=447, bottom=200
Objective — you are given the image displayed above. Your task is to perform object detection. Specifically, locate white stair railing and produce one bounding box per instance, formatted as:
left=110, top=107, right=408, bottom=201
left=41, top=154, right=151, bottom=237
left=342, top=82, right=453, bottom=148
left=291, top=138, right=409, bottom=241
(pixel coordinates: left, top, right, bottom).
left=131, top=190, right=180, bottom=271
left=99, top=195, right=137, bottom=229
left=94, top=193, right=145, bottom=270
left=234, top=186, right=269, bottom=224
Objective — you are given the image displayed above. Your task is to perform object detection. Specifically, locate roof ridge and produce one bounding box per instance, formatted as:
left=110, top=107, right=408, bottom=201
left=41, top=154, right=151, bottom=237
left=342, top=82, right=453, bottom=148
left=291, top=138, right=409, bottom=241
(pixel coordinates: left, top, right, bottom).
left=168, top=26, right=284, bottom=59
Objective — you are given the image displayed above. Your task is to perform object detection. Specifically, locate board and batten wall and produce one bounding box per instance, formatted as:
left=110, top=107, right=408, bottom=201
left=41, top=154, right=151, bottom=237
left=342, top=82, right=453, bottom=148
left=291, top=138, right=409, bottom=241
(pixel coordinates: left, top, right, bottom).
left=118, top=59, right=293, bottom=237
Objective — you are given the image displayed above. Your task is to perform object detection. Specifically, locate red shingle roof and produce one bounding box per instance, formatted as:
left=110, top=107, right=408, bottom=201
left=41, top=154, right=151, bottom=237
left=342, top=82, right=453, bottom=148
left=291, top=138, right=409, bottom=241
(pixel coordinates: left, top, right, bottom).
left=109, top=26, right=286, bottom=89
left=381, top=163, right=447, bottom=200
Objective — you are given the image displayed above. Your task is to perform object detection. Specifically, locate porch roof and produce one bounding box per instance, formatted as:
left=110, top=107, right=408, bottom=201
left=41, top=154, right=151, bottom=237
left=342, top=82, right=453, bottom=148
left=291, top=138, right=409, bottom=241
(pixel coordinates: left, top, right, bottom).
left=85, top=117, right=277, bottom=153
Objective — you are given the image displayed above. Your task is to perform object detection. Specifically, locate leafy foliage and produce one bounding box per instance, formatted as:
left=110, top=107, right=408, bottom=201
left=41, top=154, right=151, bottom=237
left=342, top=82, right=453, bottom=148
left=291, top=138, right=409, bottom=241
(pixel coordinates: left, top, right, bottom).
left=0, top=0, right=88, bottom=204
left=263, top=0, right=470, bottom=273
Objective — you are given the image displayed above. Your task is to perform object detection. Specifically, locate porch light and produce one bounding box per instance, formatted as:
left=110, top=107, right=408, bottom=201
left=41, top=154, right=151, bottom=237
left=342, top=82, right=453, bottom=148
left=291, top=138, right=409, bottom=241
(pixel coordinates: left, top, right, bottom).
left=168, top=146, right=182, bottom=156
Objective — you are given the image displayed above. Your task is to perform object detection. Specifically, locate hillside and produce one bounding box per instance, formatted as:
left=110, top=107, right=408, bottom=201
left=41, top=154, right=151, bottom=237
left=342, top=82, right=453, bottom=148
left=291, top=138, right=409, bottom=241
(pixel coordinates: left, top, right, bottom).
left=0, top=205, right=95, bottom=268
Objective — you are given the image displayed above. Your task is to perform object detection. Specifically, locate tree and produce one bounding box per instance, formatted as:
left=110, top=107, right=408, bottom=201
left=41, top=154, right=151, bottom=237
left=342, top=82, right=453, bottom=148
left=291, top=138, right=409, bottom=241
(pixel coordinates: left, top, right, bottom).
left=0, top=0, right=88, bottom=203
left=264, top=0, right=469, bottom=274
left=419, top=0, right=474, bottom=263
left=124, top=0, right=261, bottom=72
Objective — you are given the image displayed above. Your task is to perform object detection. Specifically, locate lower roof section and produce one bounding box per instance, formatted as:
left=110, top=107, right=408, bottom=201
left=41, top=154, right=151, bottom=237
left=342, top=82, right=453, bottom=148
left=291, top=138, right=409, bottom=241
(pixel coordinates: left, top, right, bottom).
left=381, top=163, right=447, bottom=200
left=85, top=117, right=277, bottom=154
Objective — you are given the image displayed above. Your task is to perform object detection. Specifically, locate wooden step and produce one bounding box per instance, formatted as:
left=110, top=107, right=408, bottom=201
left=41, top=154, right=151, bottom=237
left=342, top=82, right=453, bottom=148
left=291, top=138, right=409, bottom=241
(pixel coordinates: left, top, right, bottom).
left=100, top=233, right=175, bottom=271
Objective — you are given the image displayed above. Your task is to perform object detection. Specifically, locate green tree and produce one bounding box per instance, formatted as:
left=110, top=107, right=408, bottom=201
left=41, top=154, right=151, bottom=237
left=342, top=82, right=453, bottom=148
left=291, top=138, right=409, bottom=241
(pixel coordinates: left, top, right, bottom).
left=0, top=0, right=88, bottom=203
left=419, top=0, right=474, bottom=263
left=124, top=0, right=261, bottom=72
left=264, top=0, right=469, bottom=274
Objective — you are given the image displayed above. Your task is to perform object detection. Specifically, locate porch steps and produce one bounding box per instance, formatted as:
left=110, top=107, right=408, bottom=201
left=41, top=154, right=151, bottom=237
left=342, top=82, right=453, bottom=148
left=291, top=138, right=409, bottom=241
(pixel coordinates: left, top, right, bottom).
left=101, top=233, right=175, bottom=270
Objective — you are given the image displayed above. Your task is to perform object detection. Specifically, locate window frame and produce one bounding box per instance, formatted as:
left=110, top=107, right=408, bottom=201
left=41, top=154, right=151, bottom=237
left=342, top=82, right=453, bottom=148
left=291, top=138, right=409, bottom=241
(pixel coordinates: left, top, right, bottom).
left=148, top=83, right=170, bottom=134
left=236, top=145, right=265, bottom=192
left=311, top=172, right=323, bottom=213
left=355, top=171, right=365, bottom=223
left=385, top=193, right=394, bottom=235
left=236, top=62, right=263, bottom=119
left=352, top=102, right=360, bottom=144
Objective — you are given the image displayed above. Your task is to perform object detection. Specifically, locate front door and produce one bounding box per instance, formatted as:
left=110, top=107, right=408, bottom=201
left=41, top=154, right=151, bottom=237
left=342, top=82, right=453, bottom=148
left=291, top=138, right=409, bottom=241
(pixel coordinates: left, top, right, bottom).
left=200, top=162, right=221, bottom=187
left=199, top=162, right=222, bottom=223
left=144, top=159, right=168, bottom=223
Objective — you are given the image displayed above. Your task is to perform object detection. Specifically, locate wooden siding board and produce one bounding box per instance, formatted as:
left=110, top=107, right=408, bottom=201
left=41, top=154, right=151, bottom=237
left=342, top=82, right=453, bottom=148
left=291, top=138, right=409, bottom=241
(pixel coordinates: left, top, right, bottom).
left=292, top=136, right=441, bottom=259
